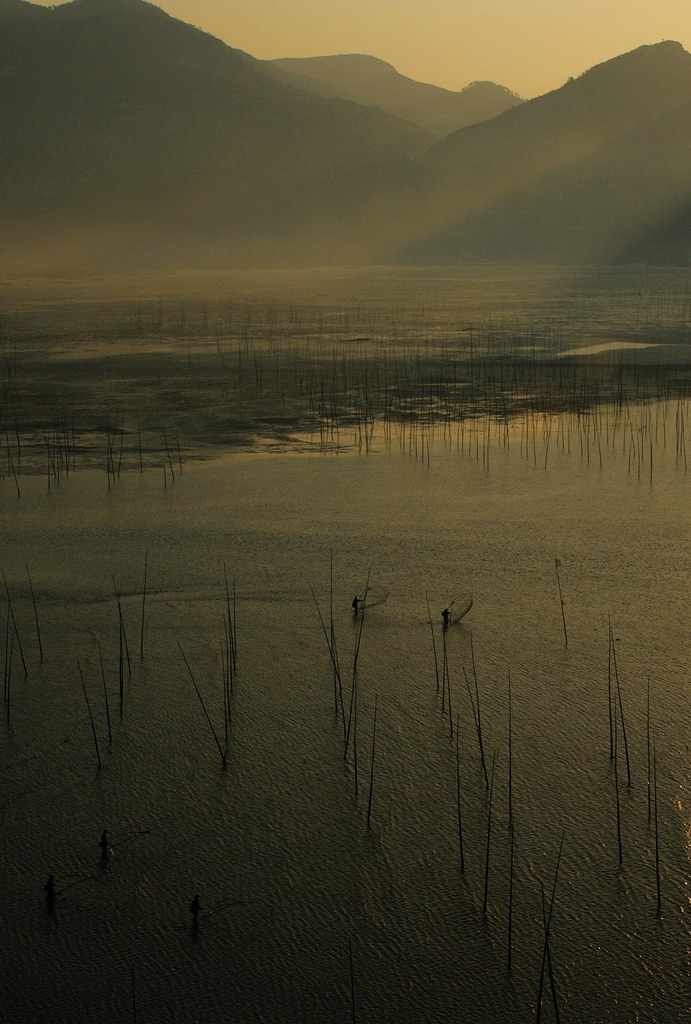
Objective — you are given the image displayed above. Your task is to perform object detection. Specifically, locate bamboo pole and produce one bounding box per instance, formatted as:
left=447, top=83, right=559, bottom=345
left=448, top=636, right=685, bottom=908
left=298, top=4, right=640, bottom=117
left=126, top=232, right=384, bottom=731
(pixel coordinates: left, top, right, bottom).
left=470, top=634, right=489, bottom=789
left=455, top=717, right=465, bottom=874
left=3, top=601, right=10, bottom=709
left=607, top=616, right=614, bottom=759
left=366, top=694, right=378, bottom=830
left=139, top=548, right=148, bottom=660
left=536, top=831, right=565, bottom=1023
left=425, top=592, right=440, bottom=695
left=78, top=660, right=102, bottom=770
left=540, top=883, right=561, bottom=1022
left=5, top=632, right=13, bottom=725
left=614, top=708, right=623, bottom=867
left=610, top=629, right=631, bottom=788
left=178, top=641, right=227, bottom=768
left=309, top=583, right=344, bottom=728
left=508, top=670, right=513, bottom=831
left=25, top=563, right=43, bottom=663
left=646, top=675, right=652, bottom=825
left=483, top=751, right=497, bottom=916
left=98, top=640, right=112, bottom=745
left=507, top=820, right=514, bottom=973
left=113, top=579, right=132, bottom=681
left=3, top=572, right=28, bottom=679
left=554, top=558, right=568, bottom=646
left=653, top=736, right=661, bottom=915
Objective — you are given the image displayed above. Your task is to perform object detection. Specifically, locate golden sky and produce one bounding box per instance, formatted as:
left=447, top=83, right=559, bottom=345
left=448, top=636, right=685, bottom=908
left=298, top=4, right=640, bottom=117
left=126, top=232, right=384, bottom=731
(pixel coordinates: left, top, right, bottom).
left=31, top=0, right=691, bottom=97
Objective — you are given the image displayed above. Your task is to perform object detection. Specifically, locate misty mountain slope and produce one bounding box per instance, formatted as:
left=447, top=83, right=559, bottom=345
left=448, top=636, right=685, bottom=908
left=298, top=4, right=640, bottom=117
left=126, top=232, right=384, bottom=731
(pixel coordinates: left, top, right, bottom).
left=271, top=54, right=524, bottom=136
left=407, top=41, right=691, bottom=263
left=1, top=3, right=688, bottom=272
left=0, top=0, right=431, bottom=270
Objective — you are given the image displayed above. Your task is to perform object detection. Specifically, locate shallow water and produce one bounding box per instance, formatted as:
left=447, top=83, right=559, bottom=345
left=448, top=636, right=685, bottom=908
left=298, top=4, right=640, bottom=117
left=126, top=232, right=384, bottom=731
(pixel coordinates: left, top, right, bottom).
left=2, top=264, right=690, bottom=476
left=1, top=405, right=689, bottom=1023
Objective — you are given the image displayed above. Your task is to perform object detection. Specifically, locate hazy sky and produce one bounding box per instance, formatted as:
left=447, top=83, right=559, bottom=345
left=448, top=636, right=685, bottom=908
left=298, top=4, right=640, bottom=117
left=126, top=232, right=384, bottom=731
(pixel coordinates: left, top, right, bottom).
left=34, top=0, right=691, bottom=97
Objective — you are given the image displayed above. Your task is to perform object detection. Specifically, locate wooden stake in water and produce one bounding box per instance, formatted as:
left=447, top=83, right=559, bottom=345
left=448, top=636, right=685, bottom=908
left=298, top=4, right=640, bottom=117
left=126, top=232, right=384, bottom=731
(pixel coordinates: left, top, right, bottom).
left=463, top=665, right=488, bottom=789
left=425, top=592, right=440, bottom=694
left=653, top=736, right=661, bottom=915
left=614, top=708, right=623, bottom=867
left=223, top=565, right=237, bottom=679
left=611, top=631, right=631, bottom=788
left=3, top=601, right=10, bottom=711
left=78, top=660, right=102, bottom=770
left=25, top=563, right=43, bottom=663
left=139, top=548, right=148, bottom=660
left=554, top=558, right=568, bottom=646
left=223, top=616, right=232, bottom=708
left=221, top=637, right=228, bottom=748
left=540, top=882, right=561, bottom=1022
left=646, top=674, right=652, bottom=825
left=455, top=717, right=465, bottom=874
left=470, top=634, right=489, bottom=789
left=5, top=632, right=13, bottom=726
left=352, top=669, right=359, bottom=795
left=330, top=550, right=339, bottom=718
left=309, top=583, right=343, bottom=728
left=366, top=694, right=378, bottom=830
left=178, top=641, right=227, bottom=768
left=445, top=637, right=453, bottom=737
left=536, top=831, right=565, bottom=1023
left=607, top=615, right=614, bottom=760
left=98, top=640, right=112, bottom=745
left=345, top=571, right=369, bottom=789
left=3, top=572, right=28, bottom=679
left=507, top=819, right=515, bottom=973
left=119, top=614, right=125, bottom=720
left=508, top=670, right=513, bottom=831
left=483, top=751, right=497, bottom=916
left=136, top=412, right=143, bottom=475
left=116, top=580, right=132, bottom=679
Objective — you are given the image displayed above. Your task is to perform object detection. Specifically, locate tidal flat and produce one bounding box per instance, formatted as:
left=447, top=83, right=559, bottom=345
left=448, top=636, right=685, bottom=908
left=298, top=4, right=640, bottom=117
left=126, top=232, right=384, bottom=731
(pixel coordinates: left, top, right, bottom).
left=0, top=266, right=689, bottom=1023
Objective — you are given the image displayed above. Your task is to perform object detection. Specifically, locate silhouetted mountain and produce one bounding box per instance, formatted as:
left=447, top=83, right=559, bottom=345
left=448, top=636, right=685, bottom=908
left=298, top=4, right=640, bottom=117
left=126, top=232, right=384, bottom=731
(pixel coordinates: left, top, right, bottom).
left=270, top=54, right=523, bottom=136
left=407, top=41, right=691, bottom=264
left=1, top=3, right=689, bottom=273
left=0, top=0, right=431, bottom=273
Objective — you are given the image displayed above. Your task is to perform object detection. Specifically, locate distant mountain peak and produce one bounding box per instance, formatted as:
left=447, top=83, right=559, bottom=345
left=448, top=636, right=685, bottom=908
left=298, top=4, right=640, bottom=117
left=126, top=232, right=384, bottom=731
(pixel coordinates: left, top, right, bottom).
left=567, top=39, right=690, bottom=86
left=68, top=0, right=148, bottom=6
left=272, top=53, right=523, bottom=136
left=0, top=0, right=47, bottom=11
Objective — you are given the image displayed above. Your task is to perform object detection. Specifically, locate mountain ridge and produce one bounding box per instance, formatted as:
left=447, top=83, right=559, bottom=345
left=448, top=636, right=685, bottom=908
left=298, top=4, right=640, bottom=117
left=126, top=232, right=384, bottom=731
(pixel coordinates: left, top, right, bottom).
left=1, top=2, right=689, bottom=272
left=409, top=41, right=691, bottom=264
left=0, top=0, right=433, bottom=271
left=271, top=53, right=524, bottom=136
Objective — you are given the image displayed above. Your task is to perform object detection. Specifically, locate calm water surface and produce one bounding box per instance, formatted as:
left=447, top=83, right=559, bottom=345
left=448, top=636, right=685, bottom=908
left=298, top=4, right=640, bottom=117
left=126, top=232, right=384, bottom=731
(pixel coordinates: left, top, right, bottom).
left=1, top=409, right=688, bottom=1023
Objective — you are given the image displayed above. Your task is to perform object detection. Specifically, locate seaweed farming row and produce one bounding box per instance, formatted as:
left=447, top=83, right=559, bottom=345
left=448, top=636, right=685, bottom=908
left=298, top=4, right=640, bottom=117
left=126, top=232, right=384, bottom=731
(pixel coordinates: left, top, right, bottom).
left=1, top=279, right=690, bottom=482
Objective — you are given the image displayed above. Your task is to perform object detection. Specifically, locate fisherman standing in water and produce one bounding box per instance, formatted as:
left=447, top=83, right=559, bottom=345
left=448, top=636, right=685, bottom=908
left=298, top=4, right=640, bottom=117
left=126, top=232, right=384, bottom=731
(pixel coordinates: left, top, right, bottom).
left=99, top=829, right=109, bottom=861
left=44, top=874, right=55, bottom=906
left=441, top=607, right=450, bottom=630
left=190, top=894, right=201, bottom=926
left=352, top=596, right=360, bottom=618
